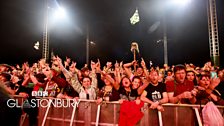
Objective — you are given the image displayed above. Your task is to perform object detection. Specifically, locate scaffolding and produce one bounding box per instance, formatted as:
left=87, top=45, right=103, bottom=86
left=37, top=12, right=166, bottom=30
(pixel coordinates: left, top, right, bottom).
left=207, top=0, right=220, bottom=66
left=42, top=0, right=49, bottom=62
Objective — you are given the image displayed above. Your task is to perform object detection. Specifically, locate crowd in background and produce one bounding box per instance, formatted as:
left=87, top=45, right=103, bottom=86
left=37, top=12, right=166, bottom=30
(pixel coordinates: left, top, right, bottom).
left=0, top=56, right=224, bottom=125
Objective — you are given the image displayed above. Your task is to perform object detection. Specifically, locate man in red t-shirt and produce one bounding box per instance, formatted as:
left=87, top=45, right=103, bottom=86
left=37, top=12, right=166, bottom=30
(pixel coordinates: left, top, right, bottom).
left=166, top=65, right=194, bottom=104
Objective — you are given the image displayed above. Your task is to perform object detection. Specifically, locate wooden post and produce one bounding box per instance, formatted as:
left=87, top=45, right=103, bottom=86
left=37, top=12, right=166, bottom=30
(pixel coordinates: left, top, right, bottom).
left=131, top=42, right=139, bottom=73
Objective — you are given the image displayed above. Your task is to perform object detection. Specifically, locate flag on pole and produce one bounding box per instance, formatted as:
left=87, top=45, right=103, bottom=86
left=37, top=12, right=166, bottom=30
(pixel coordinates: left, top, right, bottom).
left=130, top=8, right=140, bottom=25
left=34, top=41, right=39, bottom=50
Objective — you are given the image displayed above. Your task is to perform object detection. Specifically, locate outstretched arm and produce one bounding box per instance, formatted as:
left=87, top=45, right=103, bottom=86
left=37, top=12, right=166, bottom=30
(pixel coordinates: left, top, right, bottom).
left=56, top=56, right=82, bottom=93
left=123, top=60, right=136, bottom=79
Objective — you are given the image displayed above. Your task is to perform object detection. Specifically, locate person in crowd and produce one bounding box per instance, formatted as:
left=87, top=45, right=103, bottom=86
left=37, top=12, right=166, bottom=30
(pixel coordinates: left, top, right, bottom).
left=0, top=72, right=11, bottom=83
left=0, top=64, right=12, bottom=73
left=163, top=64, right=168, bottom=76
left=135, top=66, right=144, bottom=77
left=117, top=76, right=141, bottom=103
left=202, top=61, right=212, bottom=71
left=98, top=61, right=140, bottom=103
left=186, top=68, right=198, bottom=86
left=166, top=64, right=195, bottom=104
left=191, top=72, right=224, bottom=105
left=40, top=64, right=59, bottom=97
left=158, top=70, right=165, bottom=83
left=164, top=69, right=174, bottom=83
left=57, top=57, right=97, bottom=100
left=0, top=72, right=17, bottom=95
left=123, top=60, right=147, bottom=84
left=96, top=61, right=120, bottom=102
left=121, top=59, right=146, bottom=102
left=0, top=82, right=22, bottom=126
left=214, top=69, right=224, bottom=100
left=141, top=70, right=168, bottom=111
left=122, top=60, right=143, bottom=101
left=16, top=71, right=33, bottom=98
left=118, top=76, right=139, bottom=101
left=57, top=58, right=82, bottom=99
left=96, top=60, right=139, bottom=102
left=96, top=72, right=120, bottom=103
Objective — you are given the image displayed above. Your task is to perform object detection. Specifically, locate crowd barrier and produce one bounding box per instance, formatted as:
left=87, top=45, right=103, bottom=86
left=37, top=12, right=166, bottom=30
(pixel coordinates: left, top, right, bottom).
left=13, top=95, right=224, bottom=126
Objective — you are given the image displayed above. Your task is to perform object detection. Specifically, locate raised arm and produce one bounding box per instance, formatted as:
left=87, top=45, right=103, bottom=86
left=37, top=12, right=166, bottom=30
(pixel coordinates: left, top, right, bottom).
left=96, top=62, right=119, bottom=90
left=30, top=73, right=45, bottom=87
left=114, top=61, right=121, bottom=85
left=137, top=82, right=149, bottom=95
left=56, top=56, right=82, bottom=93
left=123, top=60, right=136, bottom=79
left=89, top=60, right=98, bottom=89
left=21, top=73, right=30, bottom=86
left=141, top=58, right=150, bottom=81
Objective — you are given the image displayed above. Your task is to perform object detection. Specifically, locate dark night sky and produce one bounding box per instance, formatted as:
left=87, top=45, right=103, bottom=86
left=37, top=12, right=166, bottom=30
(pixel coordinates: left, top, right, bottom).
left=0, top=0, right=223, bottom=67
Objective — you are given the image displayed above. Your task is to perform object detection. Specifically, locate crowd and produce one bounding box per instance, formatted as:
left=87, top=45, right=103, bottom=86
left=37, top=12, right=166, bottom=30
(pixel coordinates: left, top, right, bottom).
left=0, top=56, right=224, bottom=125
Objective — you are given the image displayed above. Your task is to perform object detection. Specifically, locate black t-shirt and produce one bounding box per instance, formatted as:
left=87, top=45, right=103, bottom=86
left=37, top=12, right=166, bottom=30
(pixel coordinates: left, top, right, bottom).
left=145, top=82, right=166, bottom=102
left=98, top=87, right=120, bottom=101
left=118, top=86, right=138, bottom=101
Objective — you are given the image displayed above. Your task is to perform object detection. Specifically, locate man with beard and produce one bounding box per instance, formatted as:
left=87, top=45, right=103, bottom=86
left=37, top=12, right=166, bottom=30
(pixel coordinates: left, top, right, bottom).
left=140, top=70, right=168, bottom=111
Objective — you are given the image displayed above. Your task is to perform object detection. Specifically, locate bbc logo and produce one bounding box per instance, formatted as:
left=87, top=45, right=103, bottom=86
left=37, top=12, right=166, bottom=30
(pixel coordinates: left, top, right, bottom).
left=32, top=91, right=48, bottom=97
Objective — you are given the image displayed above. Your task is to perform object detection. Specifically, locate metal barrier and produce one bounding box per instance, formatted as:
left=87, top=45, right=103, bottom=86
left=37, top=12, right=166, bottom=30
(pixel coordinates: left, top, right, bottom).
left=13, top=95, right=224, bottom=126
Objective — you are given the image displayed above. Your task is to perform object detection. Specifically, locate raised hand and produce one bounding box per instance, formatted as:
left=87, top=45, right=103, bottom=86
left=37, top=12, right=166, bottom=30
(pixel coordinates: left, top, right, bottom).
left=66, top=57, right=71, bottom=64
left=141, top=58, right=146, bottom=69
left=91, top=60, right=96, bottom=70
left=132, top=60, right=138, bottom=66
left=95, top=60, right=101, bottom=73
left=55, top=56, right=63, bottom=69
left=52, top=56, right=57, bottom=61
left=64, top=57, right=71, bottom=67
left=70, top=61, right=77, bottom=68
left=69, top=61, right=77, bottom=72
left=16, top=64, right=20, bottom=69
left=119, top=61, right=123, bottom=68
left=115, top=61, right=119, bottom=68
left=106, top=62, right=112, bottom=69
left=210, top=77, right=220, bottom=89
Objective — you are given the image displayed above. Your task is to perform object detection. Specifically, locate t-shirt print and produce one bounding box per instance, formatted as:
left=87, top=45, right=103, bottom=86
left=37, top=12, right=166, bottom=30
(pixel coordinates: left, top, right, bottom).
left=152, top=90, right=162, bottom=102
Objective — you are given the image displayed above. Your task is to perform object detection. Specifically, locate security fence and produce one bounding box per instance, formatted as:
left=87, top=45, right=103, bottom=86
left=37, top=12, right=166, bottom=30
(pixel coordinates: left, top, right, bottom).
left=14, top=96, right=224, bottom=126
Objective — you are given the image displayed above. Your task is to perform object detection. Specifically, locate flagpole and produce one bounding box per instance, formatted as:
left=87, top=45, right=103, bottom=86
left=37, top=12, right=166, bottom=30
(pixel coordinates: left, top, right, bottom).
left=86, top=24, right=89, bottom=66
left=163, top=8, right=168, bottom=65
left=134, top=49, right=136, bottom=72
